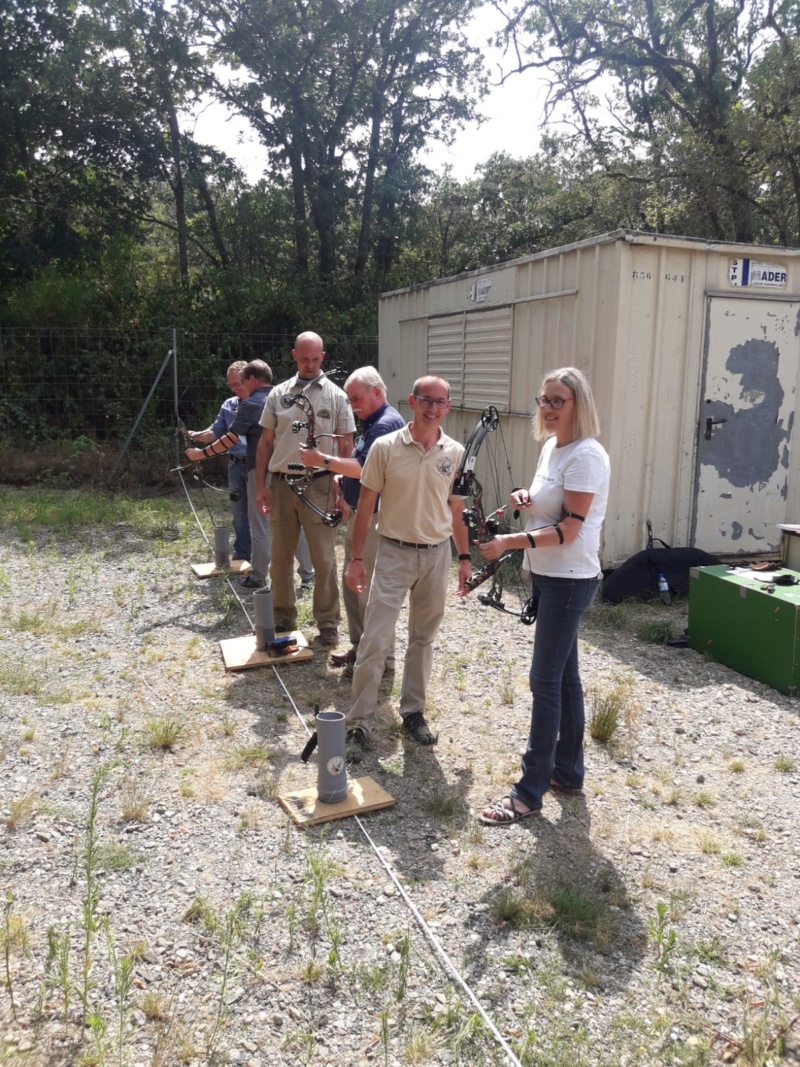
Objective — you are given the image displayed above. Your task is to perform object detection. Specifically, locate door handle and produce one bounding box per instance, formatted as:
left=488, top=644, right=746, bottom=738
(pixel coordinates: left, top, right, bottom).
left=704, top=416, right=727, bottom=440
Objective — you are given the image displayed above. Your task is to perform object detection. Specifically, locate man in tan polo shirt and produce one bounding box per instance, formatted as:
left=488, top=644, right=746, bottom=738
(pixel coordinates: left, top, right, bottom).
left=343, top=375, right=473, bottom=762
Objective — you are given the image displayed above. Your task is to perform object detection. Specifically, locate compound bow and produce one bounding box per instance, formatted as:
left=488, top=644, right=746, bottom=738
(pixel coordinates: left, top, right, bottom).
left=453, top=407, right=537, bottom=624
left=280, top=393, right=344, bottom=527
left=172, top=416, right=237, bottom=498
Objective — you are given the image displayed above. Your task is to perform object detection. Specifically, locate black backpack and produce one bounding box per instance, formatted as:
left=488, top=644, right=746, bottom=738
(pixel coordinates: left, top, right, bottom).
left=601, top=524, right=721, bottom=604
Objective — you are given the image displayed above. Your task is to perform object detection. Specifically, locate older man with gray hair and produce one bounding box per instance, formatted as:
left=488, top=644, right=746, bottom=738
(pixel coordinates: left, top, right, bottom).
left=299, top=366, right=404, bottom=673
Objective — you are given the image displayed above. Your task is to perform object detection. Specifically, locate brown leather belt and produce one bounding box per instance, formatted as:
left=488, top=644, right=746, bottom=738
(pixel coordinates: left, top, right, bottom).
left=383, top=536, right=443, bottom=550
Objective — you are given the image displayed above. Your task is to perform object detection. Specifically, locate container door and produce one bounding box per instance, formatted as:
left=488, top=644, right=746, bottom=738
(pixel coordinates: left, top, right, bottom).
left=692, top=296, right=800, bottom=555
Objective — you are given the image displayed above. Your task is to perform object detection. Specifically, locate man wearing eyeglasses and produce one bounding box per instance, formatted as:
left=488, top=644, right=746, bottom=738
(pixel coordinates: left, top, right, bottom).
left=342, top=375, right=472, bottom=762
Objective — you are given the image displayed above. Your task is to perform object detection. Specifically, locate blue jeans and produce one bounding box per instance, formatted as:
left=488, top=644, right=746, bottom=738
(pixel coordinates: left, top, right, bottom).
left=512, top=573, right=600, bottom=809
left=228, top=460, right=251, bottom=560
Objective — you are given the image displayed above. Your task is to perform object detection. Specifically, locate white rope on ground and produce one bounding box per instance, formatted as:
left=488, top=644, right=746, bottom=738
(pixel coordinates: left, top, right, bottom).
left=270, top=654, right=524, bottom=1067
left=177, top=474, right=523, bottom=1067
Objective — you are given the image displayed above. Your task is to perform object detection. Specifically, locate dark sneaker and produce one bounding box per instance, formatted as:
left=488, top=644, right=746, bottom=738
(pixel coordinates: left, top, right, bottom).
left=345, top=726, right=367, bottom=764
left=401, top=712, right=438, bottom=746
left=238, top=574, right=263, bottom=589
left=318, top=628, right=340, bottom=648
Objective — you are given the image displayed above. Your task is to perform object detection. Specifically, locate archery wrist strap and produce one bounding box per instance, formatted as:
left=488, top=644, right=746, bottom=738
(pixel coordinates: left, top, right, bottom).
left=526, top=533, right=537, bottom=549
left=202, top=431, right=239, bottom=458
left=458, top=553, right=471, bottom=562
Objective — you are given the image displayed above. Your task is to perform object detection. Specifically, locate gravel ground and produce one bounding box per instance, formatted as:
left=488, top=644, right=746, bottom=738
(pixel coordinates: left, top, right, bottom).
left=1, top=489, right=799, bottom=1067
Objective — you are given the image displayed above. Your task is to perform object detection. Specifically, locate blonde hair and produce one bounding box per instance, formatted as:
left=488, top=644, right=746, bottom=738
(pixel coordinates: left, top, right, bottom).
left=533, top=366, right=600, bottom=442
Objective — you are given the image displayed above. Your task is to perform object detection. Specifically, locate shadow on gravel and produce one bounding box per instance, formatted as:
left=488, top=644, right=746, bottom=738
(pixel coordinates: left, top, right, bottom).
left=465, top=796, right=647, bottom=989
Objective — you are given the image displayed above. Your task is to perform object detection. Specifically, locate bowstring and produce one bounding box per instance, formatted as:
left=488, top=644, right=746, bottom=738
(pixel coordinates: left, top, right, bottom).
left=468, top=414, right=533, bottom=622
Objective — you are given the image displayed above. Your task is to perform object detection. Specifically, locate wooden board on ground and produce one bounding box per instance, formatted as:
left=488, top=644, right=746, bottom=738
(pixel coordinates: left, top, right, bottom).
left=220, top=630, right=313, bottom=671
left=278, top=776, right=395, bottom=826
left=191, top=559, right=252, bottom=579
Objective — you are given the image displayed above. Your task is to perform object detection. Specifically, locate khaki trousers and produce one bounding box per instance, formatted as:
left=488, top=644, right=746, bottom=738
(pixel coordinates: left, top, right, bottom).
left=346, top=537, right=451, bottom=733
left=343, top=513, right=395, bottom=668
left=269, top=476, right=341, bottom=631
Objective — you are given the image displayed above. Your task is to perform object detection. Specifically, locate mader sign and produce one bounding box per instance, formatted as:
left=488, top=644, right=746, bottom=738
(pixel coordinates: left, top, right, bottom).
left=729, top=258, right=788, bottom=289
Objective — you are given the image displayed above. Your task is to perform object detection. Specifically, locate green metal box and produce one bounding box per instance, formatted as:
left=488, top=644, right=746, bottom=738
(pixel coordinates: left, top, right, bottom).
left=688, top=565, right=800, bottom=695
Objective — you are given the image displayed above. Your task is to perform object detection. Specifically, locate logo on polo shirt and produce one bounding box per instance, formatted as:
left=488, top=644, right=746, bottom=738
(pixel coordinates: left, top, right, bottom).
left=437, top=457, right=455, bottom=476
left=318, top=409, right=332, bottom=421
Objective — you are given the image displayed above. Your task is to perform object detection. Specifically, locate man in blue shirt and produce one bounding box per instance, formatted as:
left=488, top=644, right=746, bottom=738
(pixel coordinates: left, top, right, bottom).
left=298, top=367, right=404, bottom=671
left=188, top=361, right=251, bottom=561
left=186, top=360, right=273, bottom=587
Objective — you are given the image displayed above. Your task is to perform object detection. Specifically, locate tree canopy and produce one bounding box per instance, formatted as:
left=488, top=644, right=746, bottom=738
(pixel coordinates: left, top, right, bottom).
left=1, top=0, right=799, bottom=335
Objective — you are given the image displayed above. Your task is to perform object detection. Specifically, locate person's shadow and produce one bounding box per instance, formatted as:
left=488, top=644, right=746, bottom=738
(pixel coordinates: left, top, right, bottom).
left=462, top=793, right=647, bottom=991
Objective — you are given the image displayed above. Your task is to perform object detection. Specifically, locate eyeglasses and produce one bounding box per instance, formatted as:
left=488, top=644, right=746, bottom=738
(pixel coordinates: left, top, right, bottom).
left=413, top=394, right=450, bottom=409
left=535, top=395, right=575, bottom=410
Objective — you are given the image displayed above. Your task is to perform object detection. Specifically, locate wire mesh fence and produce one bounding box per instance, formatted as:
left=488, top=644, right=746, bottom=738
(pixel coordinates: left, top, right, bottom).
left=0, top=326, right=377, bottom=442
left=0, top=326, right=378, bottom=486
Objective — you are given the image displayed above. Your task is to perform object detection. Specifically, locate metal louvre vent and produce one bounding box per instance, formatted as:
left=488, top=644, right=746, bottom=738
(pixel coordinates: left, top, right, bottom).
left=427, top=314, right=465, bottom=403
left=427, top=306, right=512, bottom=411
left=464, top=306, right=512, bottom=411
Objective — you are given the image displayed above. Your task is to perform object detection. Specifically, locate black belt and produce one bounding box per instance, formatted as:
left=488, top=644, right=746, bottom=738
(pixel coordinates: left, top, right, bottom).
left=272, top=470, right=331, bottom=480
left=383, top=536, right=443, bottom=550
left=229, top=455, right=247, bottom=464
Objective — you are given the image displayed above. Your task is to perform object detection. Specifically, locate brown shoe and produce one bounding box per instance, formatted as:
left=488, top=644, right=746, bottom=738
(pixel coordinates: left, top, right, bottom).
left=330, top=647, right=357, bottom=668
left=318, top=628, right=340, bottom=648
left=549, top=778, right=583, bottom=796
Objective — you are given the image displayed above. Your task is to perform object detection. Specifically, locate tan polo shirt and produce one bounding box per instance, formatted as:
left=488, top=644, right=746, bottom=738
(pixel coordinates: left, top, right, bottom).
left=260, top=374, right=355, bottom=473
left=360, top=425, right=464, bottom=545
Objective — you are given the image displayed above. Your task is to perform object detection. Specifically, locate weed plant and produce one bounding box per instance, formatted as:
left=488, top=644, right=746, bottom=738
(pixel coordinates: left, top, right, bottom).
left=588, top=677, right=637, bottom=743
left=6, top=791, right=38, bottom=830
left=638, top=619, right=673, bottom=644
left=422, top=787, right=467, bottom=822
left=2, top=891, right=31, bottom=1018
left=649, top=901, right=678, bottom=971
left=144, top=715, right=185, bottom=751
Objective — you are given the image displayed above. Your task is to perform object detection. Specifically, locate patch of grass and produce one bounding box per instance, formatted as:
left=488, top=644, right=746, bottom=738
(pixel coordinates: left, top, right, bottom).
left=694, top=790, right=716, bottom=809
left=144, top=716, right=185, bottom=752
left=8, top=607, right=53, bottom=634
left=225, top=743, right=273, bottom=770
left=301, top=959, right=323, bottom=984
left=141, top=990, right=170, bottom=1021
left=0, top=662, right=43, bottom=697
left=96, top=843, right=139, bottom=871
left=737, top=816, right=768, bottom=843
left=637, top=619, right=673, bottom=644
left=587, top=601, right=628, bottom=630
left=403, top=1022, right=439, bottom=1065
left=774, top=754, right=795, bottom=773
left=547, top=886, right=608, bottom=942
left=697, top=832, right=720, bottom=855
left=421, top=787, right=466, bottom=821
left=7, top=792, right=38, bottom=830
left=0, top=487, right=188, bottom=537
left=728, top=758, right=746, bottom=773
left=720, top=851, right=744, bottom=867
left=588, top=677, right=637, bottom=743
left=118, top=776, right=144, bottom=820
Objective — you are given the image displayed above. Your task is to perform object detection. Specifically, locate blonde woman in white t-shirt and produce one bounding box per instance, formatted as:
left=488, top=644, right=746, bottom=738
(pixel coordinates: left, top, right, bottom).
left=478, top=367, right=610, bottom=825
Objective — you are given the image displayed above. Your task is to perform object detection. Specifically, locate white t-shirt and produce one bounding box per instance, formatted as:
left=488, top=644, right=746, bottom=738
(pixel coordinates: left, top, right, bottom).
left=521, top=437, right=610, bottom=578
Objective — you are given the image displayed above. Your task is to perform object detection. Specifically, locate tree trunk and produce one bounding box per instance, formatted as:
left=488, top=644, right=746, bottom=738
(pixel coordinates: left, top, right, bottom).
left=184, top=138, right=230, bottom=268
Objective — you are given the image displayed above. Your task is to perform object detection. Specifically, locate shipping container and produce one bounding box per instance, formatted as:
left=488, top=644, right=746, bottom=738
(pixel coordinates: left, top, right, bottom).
left=378, top=230, right=800, bottom=567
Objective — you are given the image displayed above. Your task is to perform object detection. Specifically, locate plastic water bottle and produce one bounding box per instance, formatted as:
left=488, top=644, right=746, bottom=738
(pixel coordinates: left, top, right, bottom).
left=657, top=573, right=671, bottom=605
